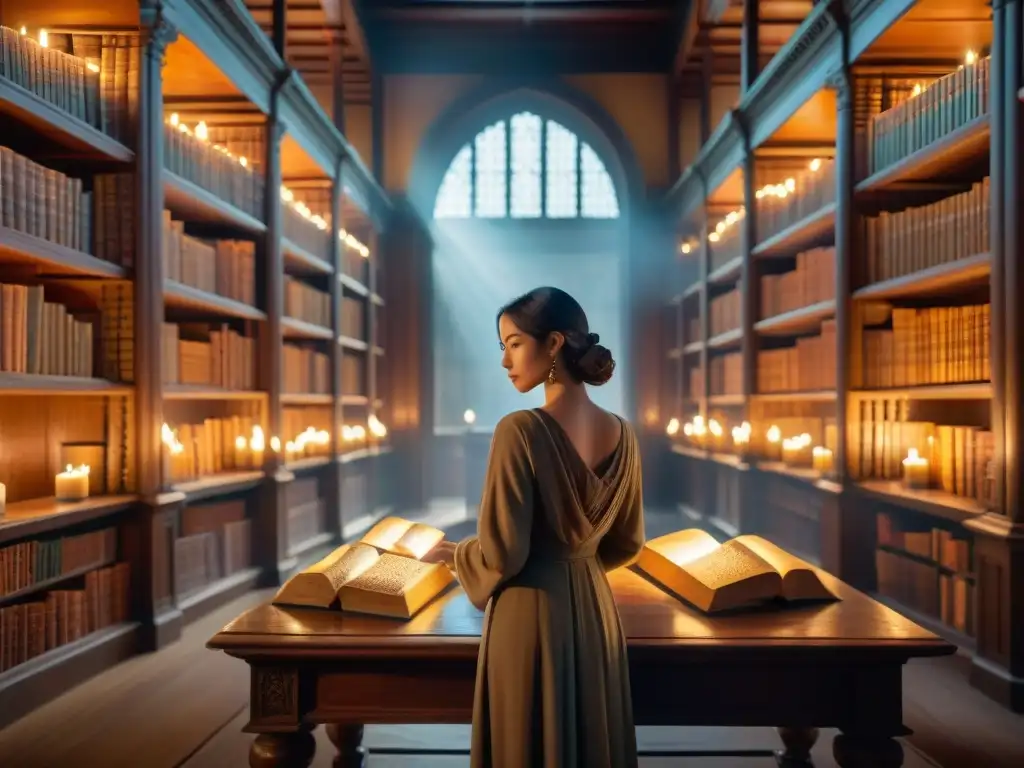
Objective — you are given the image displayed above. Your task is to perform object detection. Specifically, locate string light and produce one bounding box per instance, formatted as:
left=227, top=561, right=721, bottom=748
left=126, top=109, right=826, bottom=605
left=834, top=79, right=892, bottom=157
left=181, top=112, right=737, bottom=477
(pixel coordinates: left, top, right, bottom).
left=279, top=185, right=370, bottom=255
left=707, top=207, right=744, bottom=243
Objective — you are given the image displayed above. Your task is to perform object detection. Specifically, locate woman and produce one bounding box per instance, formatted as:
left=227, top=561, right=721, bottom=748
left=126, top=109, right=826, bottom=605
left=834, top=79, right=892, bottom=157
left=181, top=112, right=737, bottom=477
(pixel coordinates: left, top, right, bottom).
left=432, top=286, right=645, bottom=768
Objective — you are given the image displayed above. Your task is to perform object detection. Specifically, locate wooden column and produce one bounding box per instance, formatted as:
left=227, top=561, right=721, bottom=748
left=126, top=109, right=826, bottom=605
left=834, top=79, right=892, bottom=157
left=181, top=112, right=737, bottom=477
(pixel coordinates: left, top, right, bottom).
left=132, top=9, right=183, bottom=650
left=832, top=57, right=854, bottom=485
left=741, top=0, right=760, bottom=94
left=738, top=116, right=757, bottom=412
left=328, top=158, right=345, bottom=533
left=964, top=0, right=1024, bottom=713
left=257, top=76, right=293, bottom=585
left=697, top=178, right=711, bottom=415
left=371, top=71, right=384, bottom=183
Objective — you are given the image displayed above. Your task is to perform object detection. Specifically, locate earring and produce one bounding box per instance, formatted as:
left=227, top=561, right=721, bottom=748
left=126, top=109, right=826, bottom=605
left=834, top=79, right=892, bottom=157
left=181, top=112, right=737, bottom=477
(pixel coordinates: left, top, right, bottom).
left=547, top=357, right=557, bottom=385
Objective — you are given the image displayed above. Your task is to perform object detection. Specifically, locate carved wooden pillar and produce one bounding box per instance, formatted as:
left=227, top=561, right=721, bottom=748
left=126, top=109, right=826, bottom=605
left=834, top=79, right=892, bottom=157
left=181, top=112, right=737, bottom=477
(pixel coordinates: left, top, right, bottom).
left=964, top=0, right=1024, bottom=713
left=832, top=56, right=854, bottom=486
left=257, top=76, right=295, bottom=585
left=328, top=159, right=345, bottom=533
left=737, top=115, right=757, bottom=416
left=132, top=8, right=183, bottom=650
left=741, top=0, right=760, bottom=94
left=697, top=177, right=710, bottom=416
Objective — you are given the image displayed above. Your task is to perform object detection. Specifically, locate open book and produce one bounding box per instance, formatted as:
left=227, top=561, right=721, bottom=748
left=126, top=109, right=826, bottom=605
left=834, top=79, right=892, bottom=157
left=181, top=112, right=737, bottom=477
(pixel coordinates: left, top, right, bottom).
left=633, top=529, right=838, bottom=613
left=273, top=517, right=454, bottom=619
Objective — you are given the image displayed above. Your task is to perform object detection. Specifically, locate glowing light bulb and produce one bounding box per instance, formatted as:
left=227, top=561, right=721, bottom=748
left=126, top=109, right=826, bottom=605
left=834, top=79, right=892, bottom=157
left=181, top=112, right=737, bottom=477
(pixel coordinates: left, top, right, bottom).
left=965, top=50, right=977, bottom=66
left=809, top=158, right=822, bottom=172
left=681, top=242, right=691, bottom=255
left=39, top=29, right=48, bottom=48
left=194, top=121, right=209, bottom=141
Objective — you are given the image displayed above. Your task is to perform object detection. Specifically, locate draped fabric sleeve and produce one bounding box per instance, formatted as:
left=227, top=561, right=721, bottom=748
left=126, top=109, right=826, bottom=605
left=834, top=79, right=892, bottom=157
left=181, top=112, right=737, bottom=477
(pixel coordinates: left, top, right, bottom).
left=454, top=413, right=535, bottom=610
left=598, top=434, right=646, bottom=572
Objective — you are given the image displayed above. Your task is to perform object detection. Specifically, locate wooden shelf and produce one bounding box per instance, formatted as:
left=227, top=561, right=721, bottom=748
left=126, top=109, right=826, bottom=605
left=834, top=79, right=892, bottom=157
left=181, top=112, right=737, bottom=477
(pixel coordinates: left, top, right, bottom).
left=0, top=225, right=127, bottom=278
left=370, top=292, right=385, bottom=307
left=284, top=456, right=332, bottom=472
left=340, top=394, right=370, bottom=406
left=0, top=621, right=138, bottom=730
left=163, top=385, right=267, bottom=401
left=681, top=281, right=702, bottom=300
left=281, top=393, right=334, bottom=406
left=164, top=280, right=267, bottom=321
left=708, top=256, right=742, bottom=285
left=669, top=442, right=708, bottom=460
left=707, top=328, right=742, bottom=350
left=855, top=480, right=987, bottom=523
left=339, top=273, right=370, bottom=297
left=0, top=373, right=132, bottom=396
left=752, top=202, right=837, bottom=259
left=754, top=299, right=835, bottom=336
left=855, top=116, right=990, bottom=194
left=708, top=393, right=745, bottom=406
left=0, top=557, right=118, bottom=608
left=287, top=530, right=335, bottom=559
left=0, top=496, right=138, bottom=546
left=282, top=316, right=334, bottom=340
left=852, top=253, right=991, bottom=301
left=752, top=390, right=837, bottom=403
left=163, top=172, right=266, bottom=234
left=282, top=238, right=332, bottom=275
left=171, top=471, right=265, bottom=503
left=0, top=78, right=134, bottom=163
left=756, top=462, right=841, bottom=494
left=682, top=340, right=704, bottom=355
left=667, top=347, right=683, bottom=360
left=851, top=383, right=992, bottom=400
left=338, top=445, right=392, bottom=464
left=339, top=335, right=369, bottom=351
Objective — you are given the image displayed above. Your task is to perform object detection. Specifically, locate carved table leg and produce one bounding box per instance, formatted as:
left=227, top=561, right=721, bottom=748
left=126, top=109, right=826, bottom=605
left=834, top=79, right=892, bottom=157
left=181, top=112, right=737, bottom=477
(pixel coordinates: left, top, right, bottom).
left=326, top=723, right=367, bottom=768
left=775, top=727, right=819, bottom=766
left=833, top=732, right=904, bottom=768
left=249, top=727, right=316, bottom=768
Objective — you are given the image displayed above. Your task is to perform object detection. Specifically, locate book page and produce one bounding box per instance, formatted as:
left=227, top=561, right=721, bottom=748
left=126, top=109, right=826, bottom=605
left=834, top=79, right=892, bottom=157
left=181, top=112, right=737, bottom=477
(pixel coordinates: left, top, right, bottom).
left=320, top=543, right=380, bottom=592
left=360, top=516, right=414, bottom=552
left=734, top=535, right=836, bottom=601
left=682, top=539, right=777, bottom=592
left=393, top=522, right=445, bottom=560
left=645, top=528, right=721, bottom=566
left=345, top=553, right=433, bottom=596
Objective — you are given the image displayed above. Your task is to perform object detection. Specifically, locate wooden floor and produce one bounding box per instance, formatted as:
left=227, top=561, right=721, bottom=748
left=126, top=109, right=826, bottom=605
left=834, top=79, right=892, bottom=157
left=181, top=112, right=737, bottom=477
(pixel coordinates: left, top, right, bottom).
left=0, top=508, right=1021, bottom=768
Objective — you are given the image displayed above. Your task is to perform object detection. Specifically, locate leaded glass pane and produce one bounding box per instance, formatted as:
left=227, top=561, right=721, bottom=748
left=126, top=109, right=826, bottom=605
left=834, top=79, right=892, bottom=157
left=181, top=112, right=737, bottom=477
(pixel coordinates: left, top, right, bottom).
left=510, top=112, right=542, bottom=218
left=545, top=120, right=578, bottom=218
left=580, top=143, right=620, bottom=219
left=434, top=144, right=472, bottom=219
left=474, top=120, right=507, bottom=218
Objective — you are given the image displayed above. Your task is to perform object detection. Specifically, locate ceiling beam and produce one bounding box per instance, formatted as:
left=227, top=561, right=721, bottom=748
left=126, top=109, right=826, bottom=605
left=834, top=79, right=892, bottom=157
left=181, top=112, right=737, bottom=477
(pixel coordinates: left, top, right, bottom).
left=370, top=6, right=672, bottom=23
left=322, top=0, right=370, bottom=68
left=671, top=0, right=701, bottom=75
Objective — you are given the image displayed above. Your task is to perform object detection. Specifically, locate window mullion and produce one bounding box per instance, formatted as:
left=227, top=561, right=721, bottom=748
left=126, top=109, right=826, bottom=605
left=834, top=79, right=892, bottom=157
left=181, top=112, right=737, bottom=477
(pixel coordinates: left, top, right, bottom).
left=504, top=119, right=512, bottom=218
left=470, top=141, right=477, bottom=217
left=540, top=120, right=548, bottom=218
left=575, top=137, right=583, bottom=218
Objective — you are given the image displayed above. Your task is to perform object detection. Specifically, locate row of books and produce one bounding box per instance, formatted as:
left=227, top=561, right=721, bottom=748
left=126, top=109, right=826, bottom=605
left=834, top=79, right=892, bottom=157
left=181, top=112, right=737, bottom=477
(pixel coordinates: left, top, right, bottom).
left=688, top=365, right=703, bottom=400
left=755, top=158, right=836, bottom=242
left=0, top=283, right=95, bottom=377
left=287, top=498, right=328, bottom=553
left=684, top=316, right=700, bottom=346
left=176, top=500, right=252, bottom=598
left=164, top=415, right=262, bottom=484
left=285, top=277, right=331, bottom=329
left=164, top=122, right=264, bottom=220
left=877, top=514, right=970, bottom=573
left=343, top=296, right=367, bottom=341
left=709, top=289, right=740, bottom=337
left=875, top=548, right=974, bottom=636
left=342, top=352, right=367, bottom=396
left=868, top=56, right=990, bottom=175
left=161, top=211, right=257, bottom=306
left=853, top=412, right=996, bottom=506
left=161, top=323, right=256, bottom=390
left=0, top=528, right=117, bottom=599
left=284, top=204, right=331, bottom=264
left=860, top=305, right=990, bottom=389
left=98, top=283, right=133, bottom=383
left=283, top=344, right=330, bottom=394
left=760, top=247, right=834, bottom=319
left=0, top=146, right=92, bottom=255
left=757, top=320, right=837, bottom=394
left=710, top=352, right=742, bottom=397
left=863, top=177, right=990, bottom=286
left=0, top=561, right=130, bottom=674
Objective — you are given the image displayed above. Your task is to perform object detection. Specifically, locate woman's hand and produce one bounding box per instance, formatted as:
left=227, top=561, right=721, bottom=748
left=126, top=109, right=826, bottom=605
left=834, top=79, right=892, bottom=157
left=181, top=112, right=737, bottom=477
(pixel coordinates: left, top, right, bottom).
left=424, top=540, right=458, bottom=569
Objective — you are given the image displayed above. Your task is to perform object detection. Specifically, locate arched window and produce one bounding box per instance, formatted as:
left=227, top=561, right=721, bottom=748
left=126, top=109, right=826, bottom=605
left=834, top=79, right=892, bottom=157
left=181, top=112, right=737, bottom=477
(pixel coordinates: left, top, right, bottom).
left=434, top=111, right=620, bottom=220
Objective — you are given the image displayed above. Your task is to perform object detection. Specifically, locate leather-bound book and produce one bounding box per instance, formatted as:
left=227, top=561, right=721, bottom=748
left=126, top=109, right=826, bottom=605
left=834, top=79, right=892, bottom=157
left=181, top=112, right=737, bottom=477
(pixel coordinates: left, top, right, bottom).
left=273, top=517, right=453, bottom=619
left=633, top=529, right=838, bottom=613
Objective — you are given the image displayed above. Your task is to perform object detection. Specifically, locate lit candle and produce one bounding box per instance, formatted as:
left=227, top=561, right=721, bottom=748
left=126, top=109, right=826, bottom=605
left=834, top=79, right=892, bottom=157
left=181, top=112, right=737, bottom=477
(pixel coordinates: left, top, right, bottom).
left=55, top=464, right=90, bottom=502
left=708, top=418, right=724, bottom=448
left=369, top=414, right=388, bottom=439
left=764, top=425, right=782, bottom=460
left=902, top=448, right=930, bottom=490
left=234, top=435, right=248, bottom=469
left=732, top=421, right=751, bottom=449
left=665, top=417, right=680, bottom=437
left=782, top=434, right=812, bottom=467
left=812, top=446, right=834, bottom=475
left=249, top=426, right=266, bottom=469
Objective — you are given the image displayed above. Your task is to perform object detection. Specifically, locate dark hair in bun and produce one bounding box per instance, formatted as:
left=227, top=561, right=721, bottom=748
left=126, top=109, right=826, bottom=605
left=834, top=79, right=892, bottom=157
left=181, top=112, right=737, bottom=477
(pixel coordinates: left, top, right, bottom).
left=497, top=287, right=616, bottom=386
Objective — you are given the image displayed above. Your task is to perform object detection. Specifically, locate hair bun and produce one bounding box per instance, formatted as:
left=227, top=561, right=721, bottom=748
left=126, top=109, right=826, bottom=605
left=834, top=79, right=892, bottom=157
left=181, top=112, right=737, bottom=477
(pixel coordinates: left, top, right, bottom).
left=575, top=342, right=615, bottom=387
left=585, top=332, right=600, bottom=347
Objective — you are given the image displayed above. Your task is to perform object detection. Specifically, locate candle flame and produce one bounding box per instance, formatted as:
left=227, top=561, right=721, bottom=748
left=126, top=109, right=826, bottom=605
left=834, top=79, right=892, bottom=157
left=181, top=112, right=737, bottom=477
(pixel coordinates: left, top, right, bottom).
left=38, top=29, right=48, bottom=48
left=194, top=121, right=209, bottom=141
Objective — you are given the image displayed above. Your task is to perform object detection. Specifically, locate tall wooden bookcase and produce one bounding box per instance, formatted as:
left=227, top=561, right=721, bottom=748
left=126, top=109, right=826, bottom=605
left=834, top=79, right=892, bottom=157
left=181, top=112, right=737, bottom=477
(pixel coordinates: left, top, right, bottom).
left=661, top=0, right=1023, bottom=712
left=0, top=0, right=402, bottom=726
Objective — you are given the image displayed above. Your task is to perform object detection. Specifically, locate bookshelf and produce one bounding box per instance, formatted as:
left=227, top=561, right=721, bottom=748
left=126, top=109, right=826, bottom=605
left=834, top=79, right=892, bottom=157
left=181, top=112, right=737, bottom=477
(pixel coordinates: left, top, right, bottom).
left=0, top=0, right=398, bottom=726
left=662, top=0, right=1022, bottom=711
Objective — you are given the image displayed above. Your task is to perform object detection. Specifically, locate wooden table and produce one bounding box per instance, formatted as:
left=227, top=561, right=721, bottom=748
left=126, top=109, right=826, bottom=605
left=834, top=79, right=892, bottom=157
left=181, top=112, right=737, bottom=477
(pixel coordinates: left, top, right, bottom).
left=208, top=567, right=955, bottom=768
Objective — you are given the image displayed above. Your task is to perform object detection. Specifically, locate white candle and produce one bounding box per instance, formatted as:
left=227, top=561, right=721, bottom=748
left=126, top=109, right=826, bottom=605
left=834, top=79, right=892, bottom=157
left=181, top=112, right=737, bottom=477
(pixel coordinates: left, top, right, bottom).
left=55, top=464, right=90, bottom=501
left=764, top=425, right=782, bottom=460
left=902, top=448, right=930, bottom=490
left=812, top=446, right=834, bottom=475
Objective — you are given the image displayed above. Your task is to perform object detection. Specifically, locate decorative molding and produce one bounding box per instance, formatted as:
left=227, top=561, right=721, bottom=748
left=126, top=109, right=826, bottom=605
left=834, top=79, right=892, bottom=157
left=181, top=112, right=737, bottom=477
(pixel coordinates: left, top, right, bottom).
left=252, top=667, right=299, bottom=720
left=140, top=5, right=178, bottom=62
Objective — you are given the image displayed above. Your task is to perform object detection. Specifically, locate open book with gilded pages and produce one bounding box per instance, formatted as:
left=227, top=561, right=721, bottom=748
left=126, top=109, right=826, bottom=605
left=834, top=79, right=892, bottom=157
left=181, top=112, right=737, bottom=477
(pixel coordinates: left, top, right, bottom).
left=633, top=528, right=838, bottom=613
left=273, top=517, right=454, bottom=619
